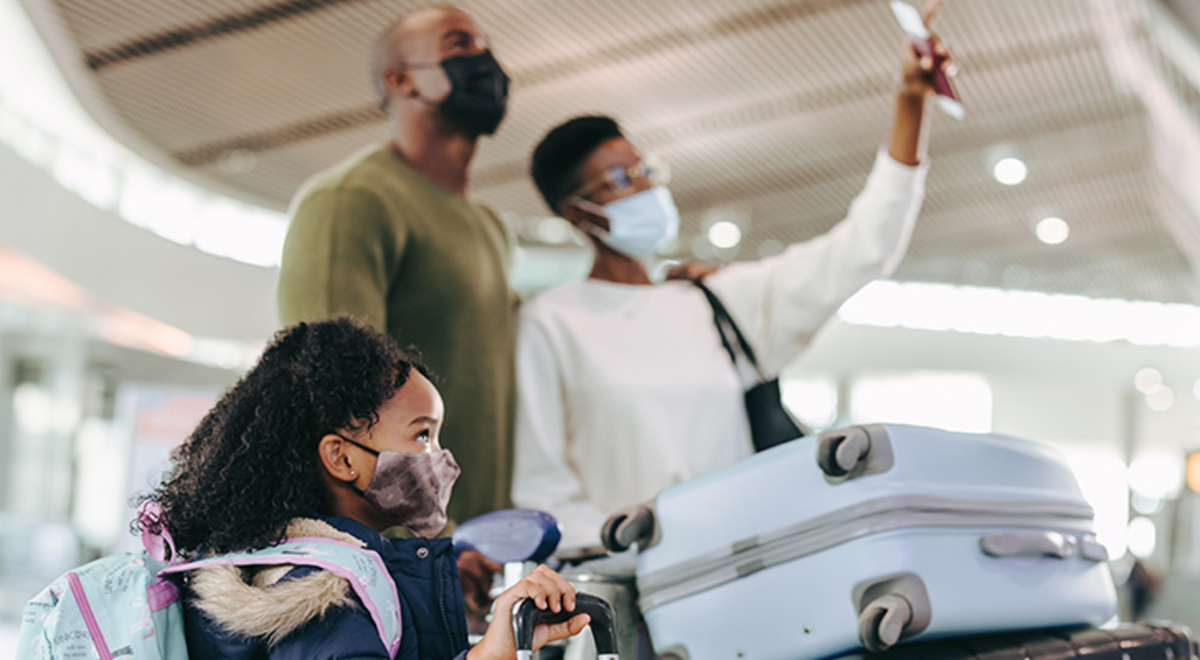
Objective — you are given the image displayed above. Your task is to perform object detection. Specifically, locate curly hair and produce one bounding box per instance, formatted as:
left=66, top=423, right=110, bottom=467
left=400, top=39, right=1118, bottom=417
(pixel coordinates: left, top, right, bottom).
left=139, top=317, right=431, bottom=557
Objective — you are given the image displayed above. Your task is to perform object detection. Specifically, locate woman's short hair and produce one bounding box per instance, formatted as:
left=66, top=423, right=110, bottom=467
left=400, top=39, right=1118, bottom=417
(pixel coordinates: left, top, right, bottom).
left=531, top=115, right=624, bottom=215
left=139, top=317, right=430, bottom=556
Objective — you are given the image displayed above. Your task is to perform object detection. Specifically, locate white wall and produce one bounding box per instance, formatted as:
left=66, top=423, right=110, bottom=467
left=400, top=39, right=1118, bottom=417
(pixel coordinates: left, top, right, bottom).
left=0, top=142, right=279, bottom=341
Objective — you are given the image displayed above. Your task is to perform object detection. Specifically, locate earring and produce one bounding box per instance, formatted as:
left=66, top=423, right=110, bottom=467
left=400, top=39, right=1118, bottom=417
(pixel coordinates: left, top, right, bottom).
left=350, top=471, right=356, bottom=477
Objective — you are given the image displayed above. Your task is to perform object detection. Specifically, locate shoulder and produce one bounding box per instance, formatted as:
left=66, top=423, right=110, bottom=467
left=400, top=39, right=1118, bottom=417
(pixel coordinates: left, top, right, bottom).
left=186, top=519, right=375, bottom=650
left=519, top=281, right=591, bottom=322
left=289, top=146, right=415, bottom=224
left=270, top=603, right=390, bottom=660
left=292, top=146, right=387, bottom=201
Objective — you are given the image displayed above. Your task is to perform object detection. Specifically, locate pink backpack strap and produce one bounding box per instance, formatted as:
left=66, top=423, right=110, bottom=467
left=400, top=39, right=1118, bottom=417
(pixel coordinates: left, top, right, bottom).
left=137, top=501, right=180, bottom=566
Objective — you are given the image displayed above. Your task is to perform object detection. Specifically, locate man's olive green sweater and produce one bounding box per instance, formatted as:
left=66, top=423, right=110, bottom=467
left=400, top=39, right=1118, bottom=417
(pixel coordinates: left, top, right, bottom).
left=279, top=145, right=517, bottom=523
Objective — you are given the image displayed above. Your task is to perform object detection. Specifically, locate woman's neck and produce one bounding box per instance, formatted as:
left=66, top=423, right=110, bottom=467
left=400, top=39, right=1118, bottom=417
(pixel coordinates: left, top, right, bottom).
left=587, top=240, right=653, bottom=285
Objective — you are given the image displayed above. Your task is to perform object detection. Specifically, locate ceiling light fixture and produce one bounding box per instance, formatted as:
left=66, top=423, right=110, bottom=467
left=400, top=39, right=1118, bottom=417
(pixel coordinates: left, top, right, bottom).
left=707, top=221, right=742, bottom=249
left=1036, top=217, right=1070, bottom=245
left=992, top=157, right=1028, bottom=185
left=1146, top=385, right=1174, bottom=412
left=1134, top=368, right=1163, bottom=394
left=837, top=280, right=1200, bottom=347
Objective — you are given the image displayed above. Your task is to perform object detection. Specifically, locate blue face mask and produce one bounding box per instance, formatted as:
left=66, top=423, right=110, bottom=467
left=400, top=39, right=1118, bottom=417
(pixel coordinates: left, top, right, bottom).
left=572, top=187, right=681, bottom=259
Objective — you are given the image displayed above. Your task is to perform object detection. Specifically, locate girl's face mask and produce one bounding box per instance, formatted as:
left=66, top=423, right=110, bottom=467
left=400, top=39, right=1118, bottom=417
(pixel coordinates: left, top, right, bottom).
left=341, top=436, right=461, bottom=539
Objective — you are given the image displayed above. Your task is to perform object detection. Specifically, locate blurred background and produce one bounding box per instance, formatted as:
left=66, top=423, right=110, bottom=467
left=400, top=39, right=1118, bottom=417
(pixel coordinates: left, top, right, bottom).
left=2, top=0, right=1200, bottom=652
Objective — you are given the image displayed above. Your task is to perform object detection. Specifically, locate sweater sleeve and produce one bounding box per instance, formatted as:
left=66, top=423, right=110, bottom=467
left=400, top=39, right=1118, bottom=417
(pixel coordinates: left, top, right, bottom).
left=278, top=185, right=404, bottom=332
left=705, top=150, right=928, bottom=376
left=511, top=310, right=610, bottom=550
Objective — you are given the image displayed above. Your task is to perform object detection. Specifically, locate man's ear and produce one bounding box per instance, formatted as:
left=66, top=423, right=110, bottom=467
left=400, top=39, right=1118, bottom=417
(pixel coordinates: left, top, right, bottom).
left=317, top=434, right=358, bottom=483
left=382, top=68, right=412, bottom=101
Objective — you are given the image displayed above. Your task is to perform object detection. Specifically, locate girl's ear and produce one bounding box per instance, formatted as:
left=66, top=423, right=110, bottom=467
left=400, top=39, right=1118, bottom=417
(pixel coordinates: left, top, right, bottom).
left=317, top=434, right=359, bottom=484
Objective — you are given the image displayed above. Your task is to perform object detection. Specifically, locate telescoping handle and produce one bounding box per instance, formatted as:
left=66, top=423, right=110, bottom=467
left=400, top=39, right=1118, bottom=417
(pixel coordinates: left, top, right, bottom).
left=512, top=593, right=618, bottom=660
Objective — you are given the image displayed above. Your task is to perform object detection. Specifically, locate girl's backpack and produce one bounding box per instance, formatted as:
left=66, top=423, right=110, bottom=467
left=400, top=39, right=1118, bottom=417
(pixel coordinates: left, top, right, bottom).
left=15, top=503, right=401, bottom=660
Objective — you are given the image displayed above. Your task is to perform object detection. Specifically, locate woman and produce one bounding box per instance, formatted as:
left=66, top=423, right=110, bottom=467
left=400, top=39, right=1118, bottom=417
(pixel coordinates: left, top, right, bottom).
left=142, top=317, right=587, bottom=659
left=514, top=24, right=953, bottom=550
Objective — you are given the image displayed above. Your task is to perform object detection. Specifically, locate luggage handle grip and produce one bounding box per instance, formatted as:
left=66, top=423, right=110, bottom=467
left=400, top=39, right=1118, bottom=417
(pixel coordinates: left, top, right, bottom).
left=512, top=593, right=618, bottom=659
left=980, top=531, right=1076, bottom=560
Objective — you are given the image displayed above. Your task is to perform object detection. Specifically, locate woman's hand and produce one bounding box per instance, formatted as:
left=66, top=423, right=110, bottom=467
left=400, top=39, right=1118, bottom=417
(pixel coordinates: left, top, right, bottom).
left=896, top=0, right=955, bottom=99
left=465, top=565, right=591, bottom=660
left=888, top=0, right=954, bottom=165
left=457, top=549, right=503, bottom=614
left=898, top=32, right=954, bottom=100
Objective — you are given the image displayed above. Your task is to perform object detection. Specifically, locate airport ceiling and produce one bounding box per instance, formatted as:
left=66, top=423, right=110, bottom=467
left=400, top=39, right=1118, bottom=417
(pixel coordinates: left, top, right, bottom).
left=20, top=0, right=1200, bottom=303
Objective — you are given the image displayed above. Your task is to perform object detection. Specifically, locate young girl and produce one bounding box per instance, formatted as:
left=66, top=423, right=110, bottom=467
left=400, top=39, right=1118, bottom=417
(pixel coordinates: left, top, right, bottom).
left=143, top=317, right=588, bottom=659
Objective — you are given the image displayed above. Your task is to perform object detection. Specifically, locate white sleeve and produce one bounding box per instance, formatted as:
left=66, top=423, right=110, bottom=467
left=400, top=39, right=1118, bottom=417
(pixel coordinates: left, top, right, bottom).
left=511, top=311, right=609, bottom=550
left=705, top=149, right=929, bottom=375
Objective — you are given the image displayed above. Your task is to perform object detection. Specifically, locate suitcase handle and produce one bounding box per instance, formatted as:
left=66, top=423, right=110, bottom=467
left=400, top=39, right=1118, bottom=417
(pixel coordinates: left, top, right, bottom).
left=980, top=531, right=1084, bottom=560
left=512, top=593, right=619, bottom=659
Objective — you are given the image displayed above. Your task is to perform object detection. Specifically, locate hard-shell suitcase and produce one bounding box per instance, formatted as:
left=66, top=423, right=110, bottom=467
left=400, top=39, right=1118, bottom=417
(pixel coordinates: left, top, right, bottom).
left=629, top=424, right=1118, bottom=660
left=838, top=623, right=1197, bottom=659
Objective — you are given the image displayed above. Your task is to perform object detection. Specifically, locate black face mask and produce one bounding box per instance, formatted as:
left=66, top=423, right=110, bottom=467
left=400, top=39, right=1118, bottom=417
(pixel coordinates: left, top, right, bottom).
left=437, top=50, right=509, bottom=136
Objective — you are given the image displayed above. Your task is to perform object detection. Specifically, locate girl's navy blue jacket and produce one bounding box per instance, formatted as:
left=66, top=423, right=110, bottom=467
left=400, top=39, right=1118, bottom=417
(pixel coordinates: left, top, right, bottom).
left=182, top=516, right=470, bottom=660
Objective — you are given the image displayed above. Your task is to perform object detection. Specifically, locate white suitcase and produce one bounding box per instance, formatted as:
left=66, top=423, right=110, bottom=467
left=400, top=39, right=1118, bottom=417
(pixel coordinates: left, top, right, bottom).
left=626, top=424, right=1118, bottom=660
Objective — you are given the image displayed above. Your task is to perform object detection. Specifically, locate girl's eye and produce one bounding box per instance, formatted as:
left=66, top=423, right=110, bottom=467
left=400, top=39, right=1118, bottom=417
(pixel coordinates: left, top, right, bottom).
left=416, top=429, right=432, bottom=443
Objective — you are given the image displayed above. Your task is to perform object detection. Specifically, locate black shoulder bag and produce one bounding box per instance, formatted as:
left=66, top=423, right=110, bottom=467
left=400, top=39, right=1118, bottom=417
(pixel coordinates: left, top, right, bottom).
left=692, top=280, right=806, bottom=452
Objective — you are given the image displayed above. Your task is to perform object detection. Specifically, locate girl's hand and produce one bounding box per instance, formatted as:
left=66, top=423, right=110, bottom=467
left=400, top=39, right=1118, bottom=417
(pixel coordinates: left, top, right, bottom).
left=466, top=565, right=591, bottom=660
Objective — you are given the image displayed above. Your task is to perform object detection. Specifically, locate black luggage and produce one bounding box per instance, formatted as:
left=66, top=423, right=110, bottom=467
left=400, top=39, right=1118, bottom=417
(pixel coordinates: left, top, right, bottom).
left=839, top=623, right=1197, bottom=659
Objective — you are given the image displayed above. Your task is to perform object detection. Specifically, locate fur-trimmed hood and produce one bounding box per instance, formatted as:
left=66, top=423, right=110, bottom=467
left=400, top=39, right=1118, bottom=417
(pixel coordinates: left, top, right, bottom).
left=188, top=518, right=364, bottom=647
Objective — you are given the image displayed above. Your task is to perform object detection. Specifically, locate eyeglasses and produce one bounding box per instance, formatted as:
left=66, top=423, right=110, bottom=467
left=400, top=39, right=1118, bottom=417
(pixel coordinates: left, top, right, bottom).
left=570, top=156, right=671, bottom=201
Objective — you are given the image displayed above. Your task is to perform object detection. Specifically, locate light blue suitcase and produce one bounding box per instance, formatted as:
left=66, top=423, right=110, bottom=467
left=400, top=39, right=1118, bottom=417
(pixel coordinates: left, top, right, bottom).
left=627, top=424, right=1117, bottom=660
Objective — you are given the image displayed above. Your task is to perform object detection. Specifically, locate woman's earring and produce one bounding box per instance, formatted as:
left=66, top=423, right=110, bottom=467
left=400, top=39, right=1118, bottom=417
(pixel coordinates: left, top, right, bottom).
left=350, top=471, right=356, bottom=477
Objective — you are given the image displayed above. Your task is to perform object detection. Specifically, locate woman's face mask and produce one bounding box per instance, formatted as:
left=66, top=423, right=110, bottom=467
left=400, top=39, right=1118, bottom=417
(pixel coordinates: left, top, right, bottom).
left=341, top=436, right=461, bottom=539
left=571, top=186, right=681, bottom=259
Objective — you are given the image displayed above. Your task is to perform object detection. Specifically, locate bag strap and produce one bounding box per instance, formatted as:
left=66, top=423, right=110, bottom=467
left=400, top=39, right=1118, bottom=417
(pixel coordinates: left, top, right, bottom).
left=137, top=501, right=180, bottom=566
left=161, top=537, right=402, bottom=657
left=692, top=280, right=765, bottom=382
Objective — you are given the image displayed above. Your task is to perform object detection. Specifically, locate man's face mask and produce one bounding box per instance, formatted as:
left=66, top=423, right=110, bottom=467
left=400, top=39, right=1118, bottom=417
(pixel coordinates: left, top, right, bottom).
left=571, top=186, right=682, bottom=260
left=341, top=436, right=461, bottom=539
left=411, top=50, right=509, bottom=136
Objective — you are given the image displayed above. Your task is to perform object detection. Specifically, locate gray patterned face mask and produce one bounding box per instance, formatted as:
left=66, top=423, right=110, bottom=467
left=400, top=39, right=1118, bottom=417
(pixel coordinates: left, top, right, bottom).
left=341, top=436, right=461, bottom=538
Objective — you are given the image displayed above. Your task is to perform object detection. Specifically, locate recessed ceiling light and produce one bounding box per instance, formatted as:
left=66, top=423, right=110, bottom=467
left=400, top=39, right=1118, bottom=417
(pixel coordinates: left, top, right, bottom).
left=1147, top=385, right=1175, bottom=412
left=1135, top=368, right=1163, bottom=394
left=993, top=157, right=1028, bottom=185
left=1036, top=217, right=1069, bottom=245
left=707, top=221, right=742, bottom=249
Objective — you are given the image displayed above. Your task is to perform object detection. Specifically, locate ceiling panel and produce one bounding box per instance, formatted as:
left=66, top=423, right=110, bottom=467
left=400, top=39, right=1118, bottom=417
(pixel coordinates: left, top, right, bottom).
left=25, top=0, right=1200, bottom=303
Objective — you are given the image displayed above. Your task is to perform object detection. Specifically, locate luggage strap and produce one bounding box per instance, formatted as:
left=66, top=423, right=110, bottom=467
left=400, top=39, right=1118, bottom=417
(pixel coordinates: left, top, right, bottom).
left=637, top=494, right=1099, bottom=612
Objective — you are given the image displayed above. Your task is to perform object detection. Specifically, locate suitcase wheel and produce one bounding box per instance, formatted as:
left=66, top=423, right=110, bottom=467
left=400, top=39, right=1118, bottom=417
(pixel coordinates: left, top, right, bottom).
left=600, top=505, right=656, bottom=553
left=818, top=427, right=872, bottom=477
left=858, top=594, right=915, bottom=653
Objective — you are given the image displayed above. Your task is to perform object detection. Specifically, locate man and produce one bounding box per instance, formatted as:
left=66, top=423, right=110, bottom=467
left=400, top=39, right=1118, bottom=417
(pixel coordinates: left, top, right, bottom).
left=513, top=20, right=953, bottom=549
left=278, top=6, right=511, bottom=606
